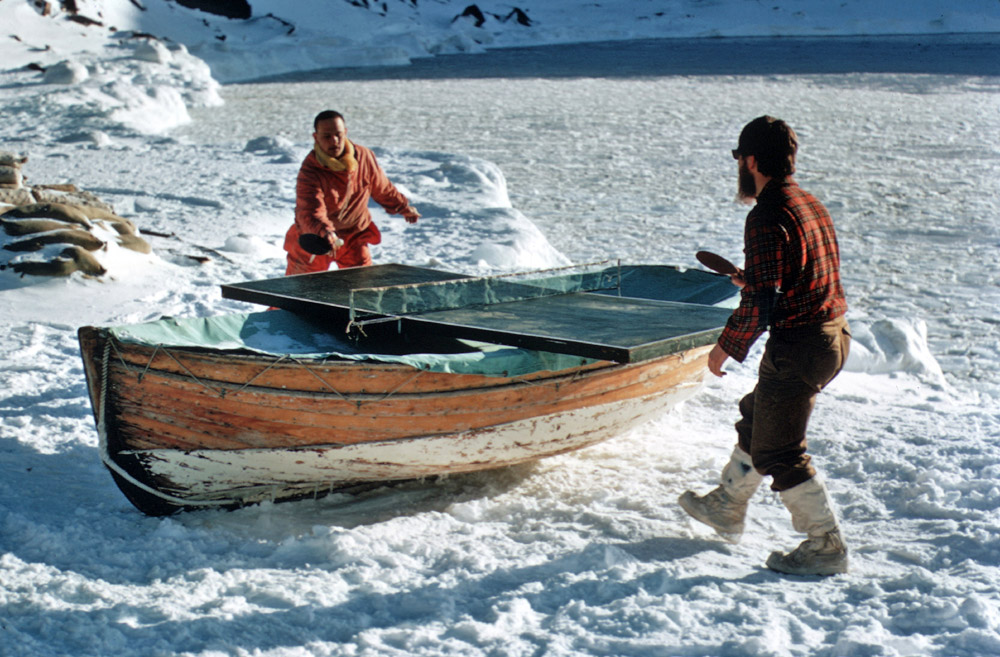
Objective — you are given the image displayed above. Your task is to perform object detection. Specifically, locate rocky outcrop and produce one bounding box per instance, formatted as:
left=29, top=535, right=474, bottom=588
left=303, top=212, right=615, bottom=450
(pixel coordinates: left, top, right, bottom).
left=452, top=4, right=532, bottom=28
left=172, top=0, right=251, bottom=20
left=0, top=151, right=151, bottom=278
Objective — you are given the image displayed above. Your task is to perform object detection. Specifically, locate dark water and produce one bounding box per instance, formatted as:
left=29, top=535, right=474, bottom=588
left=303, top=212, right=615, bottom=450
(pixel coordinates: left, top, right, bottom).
left=249, top=33, right=1000, bottom=82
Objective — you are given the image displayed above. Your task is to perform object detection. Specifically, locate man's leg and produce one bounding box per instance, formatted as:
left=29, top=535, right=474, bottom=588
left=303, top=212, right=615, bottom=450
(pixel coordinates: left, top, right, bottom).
left=767, top=477, right=848, bottom=576
left=332, top=223, right=379, bottom=269
left=745, top=364, right=818, bottom=492
left=333, top=242, right=371, bottom=269
left=285, top=253, right=333, bottom=276
left=755, top=321, right=851, bottom=575
left=678, top=444, right=764, bottom=542
left=751, top=320, right=849, bottom=491
left=734, top=389, right=758, bottom=464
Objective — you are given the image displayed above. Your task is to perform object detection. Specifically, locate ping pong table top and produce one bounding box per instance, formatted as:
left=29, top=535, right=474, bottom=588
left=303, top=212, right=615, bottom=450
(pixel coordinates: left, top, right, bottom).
left=220, top=263, right=733, bottom=363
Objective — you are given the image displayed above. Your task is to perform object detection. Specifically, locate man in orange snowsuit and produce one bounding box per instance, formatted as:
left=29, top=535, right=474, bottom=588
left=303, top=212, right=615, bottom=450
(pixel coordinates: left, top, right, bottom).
left=283, top=110, right=420, bottom=274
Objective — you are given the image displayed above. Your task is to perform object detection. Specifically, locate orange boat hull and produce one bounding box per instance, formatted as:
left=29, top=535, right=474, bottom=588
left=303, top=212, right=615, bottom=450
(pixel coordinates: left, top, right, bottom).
left=79, top=325, right=711, bottom=515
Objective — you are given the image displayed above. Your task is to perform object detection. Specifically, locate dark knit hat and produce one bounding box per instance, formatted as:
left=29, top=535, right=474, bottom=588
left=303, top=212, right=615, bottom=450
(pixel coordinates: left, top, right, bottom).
left=734, top=116, right=798, bottom=178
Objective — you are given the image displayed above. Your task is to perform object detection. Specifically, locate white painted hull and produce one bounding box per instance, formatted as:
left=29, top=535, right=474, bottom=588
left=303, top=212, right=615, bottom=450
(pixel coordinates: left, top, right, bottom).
left=112, top=379, right=703, bottom=508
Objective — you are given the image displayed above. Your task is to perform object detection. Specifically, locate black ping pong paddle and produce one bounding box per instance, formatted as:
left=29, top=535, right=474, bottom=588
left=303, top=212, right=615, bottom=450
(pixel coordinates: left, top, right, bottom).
left=696, top=250, right=741, bottom=276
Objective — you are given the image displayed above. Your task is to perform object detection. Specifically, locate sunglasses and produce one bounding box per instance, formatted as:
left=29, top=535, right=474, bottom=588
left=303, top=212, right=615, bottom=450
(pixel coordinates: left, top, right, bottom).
left=731, top=149, right=741, bottom=160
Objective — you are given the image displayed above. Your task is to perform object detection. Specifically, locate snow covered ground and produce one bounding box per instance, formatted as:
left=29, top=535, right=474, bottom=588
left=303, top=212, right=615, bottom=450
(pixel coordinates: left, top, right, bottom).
left=1, top=1, right=999, bottom=656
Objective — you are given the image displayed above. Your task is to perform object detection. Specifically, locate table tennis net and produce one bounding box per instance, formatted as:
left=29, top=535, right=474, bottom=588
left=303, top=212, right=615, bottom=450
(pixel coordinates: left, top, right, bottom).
left=348, top=261, right=622, bottom=325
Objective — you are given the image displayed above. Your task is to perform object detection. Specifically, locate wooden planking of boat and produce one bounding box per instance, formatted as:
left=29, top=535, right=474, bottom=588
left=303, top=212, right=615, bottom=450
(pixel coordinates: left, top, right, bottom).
left=78, top=262, right=737, bottom=515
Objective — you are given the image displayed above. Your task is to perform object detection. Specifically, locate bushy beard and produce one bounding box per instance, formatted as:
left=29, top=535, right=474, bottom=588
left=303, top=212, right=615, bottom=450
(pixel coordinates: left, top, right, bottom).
left=736, top=162, right=757, bottom=204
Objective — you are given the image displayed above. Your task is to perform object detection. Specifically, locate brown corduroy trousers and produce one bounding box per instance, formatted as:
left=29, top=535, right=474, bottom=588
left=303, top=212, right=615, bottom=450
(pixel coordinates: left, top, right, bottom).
left=736, top=316, right=851, bottom=492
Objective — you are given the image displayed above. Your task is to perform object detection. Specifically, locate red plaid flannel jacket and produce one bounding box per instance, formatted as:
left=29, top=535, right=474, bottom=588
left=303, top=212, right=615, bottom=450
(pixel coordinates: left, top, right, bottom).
left=718, top=179, right=847, bottom=362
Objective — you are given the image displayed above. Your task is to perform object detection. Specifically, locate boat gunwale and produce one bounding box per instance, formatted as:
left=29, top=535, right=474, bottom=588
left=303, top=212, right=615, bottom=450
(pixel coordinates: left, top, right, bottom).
left=97, top=331, right=634, bottom=398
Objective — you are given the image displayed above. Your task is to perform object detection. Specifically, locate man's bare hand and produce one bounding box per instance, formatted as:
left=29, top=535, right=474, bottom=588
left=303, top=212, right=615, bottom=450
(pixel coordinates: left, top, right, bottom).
left=327, top=231, right=343, bottom=254
left=708, top=343, right=730, bottom=377
left=403, top=206, right=421, bottom=224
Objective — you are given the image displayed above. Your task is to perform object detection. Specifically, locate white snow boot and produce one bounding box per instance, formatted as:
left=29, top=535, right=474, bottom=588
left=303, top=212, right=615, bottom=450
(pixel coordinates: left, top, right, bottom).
left=678, top=446, right=763, bottom=542
left=766, top=477, right=849, bottom=576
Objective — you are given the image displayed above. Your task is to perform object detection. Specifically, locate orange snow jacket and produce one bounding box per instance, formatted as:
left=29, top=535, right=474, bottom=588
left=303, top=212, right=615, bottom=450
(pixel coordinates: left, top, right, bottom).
left=293, top=142, right=410, bottom=240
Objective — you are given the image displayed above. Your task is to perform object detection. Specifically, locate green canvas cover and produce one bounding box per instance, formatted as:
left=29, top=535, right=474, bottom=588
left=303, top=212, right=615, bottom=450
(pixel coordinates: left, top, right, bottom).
left=112, top=265, right=738, bottom=377
left=109, top=310, right=596, bottom=377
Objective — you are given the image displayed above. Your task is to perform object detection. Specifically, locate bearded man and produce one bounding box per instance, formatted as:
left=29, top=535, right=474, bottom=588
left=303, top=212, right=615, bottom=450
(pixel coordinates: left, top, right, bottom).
left=679, top=116, right=852, bottom=576
left=283, top=110, right=420, bottom=274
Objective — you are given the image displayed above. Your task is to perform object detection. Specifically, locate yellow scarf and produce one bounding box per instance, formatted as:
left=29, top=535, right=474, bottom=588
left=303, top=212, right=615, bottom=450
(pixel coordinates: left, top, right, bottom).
left=314, top=139, right=358, bottom=172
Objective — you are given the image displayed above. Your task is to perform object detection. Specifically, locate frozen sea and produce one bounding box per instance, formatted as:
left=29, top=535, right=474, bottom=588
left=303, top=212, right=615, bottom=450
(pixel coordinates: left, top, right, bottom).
left=2, top=33, right=1000, bottom=657
left=178, top=35, right=1000, bottom=392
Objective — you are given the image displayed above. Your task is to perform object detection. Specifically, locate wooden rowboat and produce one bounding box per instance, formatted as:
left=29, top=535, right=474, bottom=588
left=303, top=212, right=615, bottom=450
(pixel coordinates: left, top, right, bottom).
left=78, top=263, right=736, bottom=515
